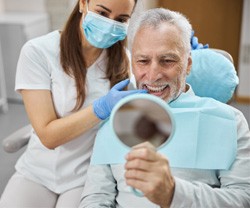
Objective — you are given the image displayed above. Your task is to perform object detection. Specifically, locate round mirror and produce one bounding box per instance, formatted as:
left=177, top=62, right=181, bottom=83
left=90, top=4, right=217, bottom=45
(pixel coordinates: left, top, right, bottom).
left=111, top=94, right=175, bottom=149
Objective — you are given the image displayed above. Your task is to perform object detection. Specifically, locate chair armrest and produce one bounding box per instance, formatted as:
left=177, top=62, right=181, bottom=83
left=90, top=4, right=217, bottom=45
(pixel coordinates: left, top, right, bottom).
left=2, top=124, right=32, bottom=153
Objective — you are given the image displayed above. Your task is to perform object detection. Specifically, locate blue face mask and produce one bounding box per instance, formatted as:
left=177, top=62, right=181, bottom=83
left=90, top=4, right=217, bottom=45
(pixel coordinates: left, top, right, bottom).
left=82, top=4, right=128, bottom=49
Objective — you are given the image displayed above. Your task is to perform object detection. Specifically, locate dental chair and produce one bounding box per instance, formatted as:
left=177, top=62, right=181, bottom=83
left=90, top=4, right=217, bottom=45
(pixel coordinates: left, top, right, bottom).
left=2, top=48, right=238, bottom=153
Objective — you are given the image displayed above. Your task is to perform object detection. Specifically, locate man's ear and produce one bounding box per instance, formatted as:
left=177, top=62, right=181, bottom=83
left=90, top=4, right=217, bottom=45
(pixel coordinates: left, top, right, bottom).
left=186, top=54, right=192, bottom=75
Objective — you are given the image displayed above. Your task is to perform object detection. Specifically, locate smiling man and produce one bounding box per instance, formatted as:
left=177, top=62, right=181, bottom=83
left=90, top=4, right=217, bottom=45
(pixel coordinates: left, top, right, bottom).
left=131, top=13, right=191, bottom=102
left=80, top=8, right=250, bottom=208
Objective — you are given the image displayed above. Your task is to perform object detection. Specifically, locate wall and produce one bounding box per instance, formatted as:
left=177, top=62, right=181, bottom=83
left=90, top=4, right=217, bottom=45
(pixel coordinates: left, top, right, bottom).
left=0, top=0, right=4, bottom=12
left=142, top=0, right=159, bottom=9
left=159, top=0, right=243, bottom=70
left=46, top=0, right=76, bottom=30
left=0, top=0, right=50, bottom=101
left=1, top=0, right=76, bottom=30
left=237, top=0, right=250, bottom=103
left=4, top=0, right=46, bottom=12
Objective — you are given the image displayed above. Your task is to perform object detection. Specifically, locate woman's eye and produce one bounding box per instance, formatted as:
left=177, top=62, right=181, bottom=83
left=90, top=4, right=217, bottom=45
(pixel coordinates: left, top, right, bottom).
left=116, top=18, right=128, bottom=23
left=97, top=11, right=108, bottom=17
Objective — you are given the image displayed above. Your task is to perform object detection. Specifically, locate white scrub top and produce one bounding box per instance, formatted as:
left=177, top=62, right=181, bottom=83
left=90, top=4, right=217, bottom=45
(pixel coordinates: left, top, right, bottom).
left=15, top=31, right=110, bottom=193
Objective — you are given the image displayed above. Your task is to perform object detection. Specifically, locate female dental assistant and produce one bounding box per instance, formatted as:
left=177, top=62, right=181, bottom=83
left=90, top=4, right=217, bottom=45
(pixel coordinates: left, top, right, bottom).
left=0, top=0, right=144, bottom=207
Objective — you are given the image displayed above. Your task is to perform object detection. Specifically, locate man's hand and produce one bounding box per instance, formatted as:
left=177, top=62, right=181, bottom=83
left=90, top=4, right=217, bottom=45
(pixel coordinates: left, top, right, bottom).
left=124, top=142, right=175, bottom=208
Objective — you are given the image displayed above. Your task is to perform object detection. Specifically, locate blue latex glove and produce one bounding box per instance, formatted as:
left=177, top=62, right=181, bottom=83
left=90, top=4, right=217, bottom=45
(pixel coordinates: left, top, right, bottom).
left=191, top=30, right=209, bottom=50
left=93, top=79, right=147, bottom=120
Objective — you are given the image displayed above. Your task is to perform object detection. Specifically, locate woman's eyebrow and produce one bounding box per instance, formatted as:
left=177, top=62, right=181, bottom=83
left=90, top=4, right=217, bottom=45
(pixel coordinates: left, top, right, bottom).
left=119, top=14, right=131, bottom=18
left=96, top=4, right=112, bottom=13
left=96, top=4, right=131, bottom=18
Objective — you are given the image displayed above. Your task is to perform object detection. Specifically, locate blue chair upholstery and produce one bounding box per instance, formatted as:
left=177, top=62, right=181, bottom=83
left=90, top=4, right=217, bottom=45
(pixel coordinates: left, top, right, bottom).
left=187, top=49, right=239, bottom=103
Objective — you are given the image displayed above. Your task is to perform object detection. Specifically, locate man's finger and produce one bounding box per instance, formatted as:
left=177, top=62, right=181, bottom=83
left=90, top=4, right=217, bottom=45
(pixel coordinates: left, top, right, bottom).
left=126, top=146, right=157, bottom=162
left=125, top=158, right=152, bottom=171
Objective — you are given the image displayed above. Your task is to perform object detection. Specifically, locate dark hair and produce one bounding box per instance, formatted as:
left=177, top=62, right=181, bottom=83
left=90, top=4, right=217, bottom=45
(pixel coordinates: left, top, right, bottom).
left=60, top=0, right=137, bottom=111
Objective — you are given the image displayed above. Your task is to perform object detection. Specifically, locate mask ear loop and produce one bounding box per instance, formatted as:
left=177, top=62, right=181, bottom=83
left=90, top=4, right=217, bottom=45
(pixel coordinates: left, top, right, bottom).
left=79, top=0, right=88, bottom=14
left=85, top=0, right=89, bottom=12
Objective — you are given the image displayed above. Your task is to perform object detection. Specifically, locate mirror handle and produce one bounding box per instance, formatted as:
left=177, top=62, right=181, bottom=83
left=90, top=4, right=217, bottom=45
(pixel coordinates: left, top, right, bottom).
left=131, top=187, right=144, bottom=197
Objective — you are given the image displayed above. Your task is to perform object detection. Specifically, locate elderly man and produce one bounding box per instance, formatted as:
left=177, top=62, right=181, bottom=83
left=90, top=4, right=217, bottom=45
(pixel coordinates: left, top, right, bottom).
left=80, top=8, right=250, bottom=208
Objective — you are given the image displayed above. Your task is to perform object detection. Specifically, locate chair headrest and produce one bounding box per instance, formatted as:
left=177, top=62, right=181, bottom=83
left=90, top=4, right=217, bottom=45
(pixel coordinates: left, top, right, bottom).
left=187, top=49, right=239, bottom=103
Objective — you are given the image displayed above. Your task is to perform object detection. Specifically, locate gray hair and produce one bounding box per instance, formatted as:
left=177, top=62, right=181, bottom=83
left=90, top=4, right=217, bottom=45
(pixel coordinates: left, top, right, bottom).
left=130, top=8, right=192, bottom=53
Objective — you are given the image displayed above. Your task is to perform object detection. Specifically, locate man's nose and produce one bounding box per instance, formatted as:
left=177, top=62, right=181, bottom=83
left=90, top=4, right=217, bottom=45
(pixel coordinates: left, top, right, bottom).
left=147, top=61, right=162, bottom=81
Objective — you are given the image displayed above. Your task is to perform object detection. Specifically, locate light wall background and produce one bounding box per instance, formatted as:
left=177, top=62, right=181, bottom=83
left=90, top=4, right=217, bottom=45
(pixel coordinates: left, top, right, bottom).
left=0, top=0, right=75, bottom=30
left=237, top=0, right=250, bottom=102
left=0, top=0, right=4, bottom=12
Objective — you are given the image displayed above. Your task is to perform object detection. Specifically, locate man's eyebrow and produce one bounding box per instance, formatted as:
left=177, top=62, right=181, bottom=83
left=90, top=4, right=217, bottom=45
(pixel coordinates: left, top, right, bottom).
left=134, top=54, right=149, bottom=59
left=160, top=53, right=179, bottom=60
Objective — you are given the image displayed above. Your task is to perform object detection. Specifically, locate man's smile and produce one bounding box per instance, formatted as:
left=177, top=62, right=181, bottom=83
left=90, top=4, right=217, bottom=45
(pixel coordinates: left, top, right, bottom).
left=142, top=84, right=170, bottom=98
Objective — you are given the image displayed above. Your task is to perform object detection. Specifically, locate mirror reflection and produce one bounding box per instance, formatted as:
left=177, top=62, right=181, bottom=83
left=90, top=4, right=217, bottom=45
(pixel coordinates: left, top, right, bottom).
left=113, top=98, right=173, bottom=148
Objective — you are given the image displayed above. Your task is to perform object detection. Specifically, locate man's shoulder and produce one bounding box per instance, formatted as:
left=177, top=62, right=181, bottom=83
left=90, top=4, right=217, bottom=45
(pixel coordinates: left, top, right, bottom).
left=173, top=91, right=237, bottom=120
left=197, top=95, right=235, bottom=111
left=193, top=96, right=246, bottom=125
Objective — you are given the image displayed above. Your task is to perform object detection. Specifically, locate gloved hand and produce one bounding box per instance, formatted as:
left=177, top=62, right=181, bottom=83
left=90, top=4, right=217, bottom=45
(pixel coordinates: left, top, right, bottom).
left=191, top=30, right=209, bottom=50
left=93, top=79, right=147, bottom=120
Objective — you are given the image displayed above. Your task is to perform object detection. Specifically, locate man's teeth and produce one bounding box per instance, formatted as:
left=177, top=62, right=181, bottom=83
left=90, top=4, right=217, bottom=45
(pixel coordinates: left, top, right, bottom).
left=146, top=84, right=168, bottom=92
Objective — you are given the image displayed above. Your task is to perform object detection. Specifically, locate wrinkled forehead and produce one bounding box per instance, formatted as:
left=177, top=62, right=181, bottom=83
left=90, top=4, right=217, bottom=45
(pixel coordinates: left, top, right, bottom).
left=132, top=23, right=183, bottom=55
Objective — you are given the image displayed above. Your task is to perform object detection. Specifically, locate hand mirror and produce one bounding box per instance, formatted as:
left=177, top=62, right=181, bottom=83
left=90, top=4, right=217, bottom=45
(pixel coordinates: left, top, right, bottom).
left=110, top=94, right=175, bottom=196
left=111, top=94, right=175, bottom=149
